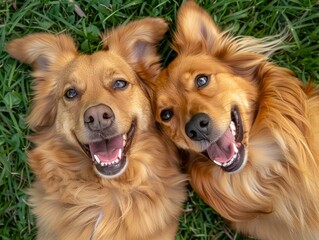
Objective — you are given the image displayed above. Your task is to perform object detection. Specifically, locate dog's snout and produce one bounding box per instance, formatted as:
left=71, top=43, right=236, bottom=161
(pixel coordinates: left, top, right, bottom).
left=84, top=104, right=114, bottom=131
left=185, top=113, right=212, bottom=141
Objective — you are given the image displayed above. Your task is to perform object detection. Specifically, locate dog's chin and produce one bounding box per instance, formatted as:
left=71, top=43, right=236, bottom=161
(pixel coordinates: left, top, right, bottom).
left=77, top=122, right=136, bottom=179
left=202, top=106, right=248, bottom=173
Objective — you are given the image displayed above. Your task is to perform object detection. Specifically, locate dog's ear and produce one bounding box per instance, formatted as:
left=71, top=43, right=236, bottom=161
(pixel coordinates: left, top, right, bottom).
left=6, top=34, right=77, bottom=131
left=173, top=1, right=221, bottom=55
left=6, top=33, right=77, bottom=73
left=102, top=18, right=168, bottom=83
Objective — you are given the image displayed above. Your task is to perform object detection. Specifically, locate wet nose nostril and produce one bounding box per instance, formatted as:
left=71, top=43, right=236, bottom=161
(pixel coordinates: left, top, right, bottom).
left=190, top=130, right=197, bottom=139
left=89, top=116, right=94, bottom=123
left=103, top=112, right=110, bottom=119
left=200, top=120, right=208, bottom=128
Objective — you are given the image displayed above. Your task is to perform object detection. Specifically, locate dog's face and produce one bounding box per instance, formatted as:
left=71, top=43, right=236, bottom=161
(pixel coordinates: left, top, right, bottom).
left=153, top=2, right=272, bottom=173
left=54, top=51, right=150, bottom=179
left=7, top=18, right=167, bottom=179
left=156, top=59, right=257, bottom=173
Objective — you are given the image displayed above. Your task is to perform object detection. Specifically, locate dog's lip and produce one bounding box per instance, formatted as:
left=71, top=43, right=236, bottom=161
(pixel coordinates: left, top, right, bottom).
left=202, top=106, right=246, bottom=172
left=231, top=106, right=243, bottom=143
left=76, top=122, right=136, bottom=178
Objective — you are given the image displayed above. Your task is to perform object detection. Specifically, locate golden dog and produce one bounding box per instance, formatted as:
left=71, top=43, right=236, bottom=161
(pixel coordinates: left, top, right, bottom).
left=6, top=18, right=186, bottom=240
left=152, top=2, right=319, bottom=239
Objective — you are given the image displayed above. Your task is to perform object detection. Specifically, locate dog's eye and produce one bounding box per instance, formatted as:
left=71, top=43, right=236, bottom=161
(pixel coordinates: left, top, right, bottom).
left=113, top=79, right=128, bottom=89
left=160, top=109, right=173, bottom=122
left=195, top=74, right=210, bottom=89
left=64, top=88, right=78, bottom=99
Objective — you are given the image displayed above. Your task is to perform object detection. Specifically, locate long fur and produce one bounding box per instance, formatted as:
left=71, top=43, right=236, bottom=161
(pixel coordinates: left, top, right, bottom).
left=6, top=18, right=186, bottom=240
left=152, top=1, right=319, bottom=239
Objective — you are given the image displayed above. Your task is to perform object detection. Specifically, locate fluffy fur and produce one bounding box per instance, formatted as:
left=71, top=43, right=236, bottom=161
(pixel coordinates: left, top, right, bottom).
left=152, top=2, right=319, bottom=239
left=6, top=18, right=186, bottom=240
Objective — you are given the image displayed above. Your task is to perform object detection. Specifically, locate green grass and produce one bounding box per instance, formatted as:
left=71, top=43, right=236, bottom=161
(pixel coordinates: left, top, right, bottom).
left=1, top=0, right=318, bottom=239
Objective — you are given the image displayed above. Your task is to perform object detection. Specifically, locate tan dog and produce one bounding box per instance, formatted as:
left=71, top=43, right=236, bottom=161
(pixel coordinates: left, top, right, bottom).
left=152, top=2, right=319, bottom=239
left=6, top=18, right=186, bottom=240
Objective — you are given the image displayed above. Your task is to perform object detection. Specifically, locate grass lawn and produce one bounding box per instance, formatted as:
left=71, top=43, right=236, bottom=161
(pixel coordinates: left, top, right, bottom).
left=1, top=0, right=318, bottom=239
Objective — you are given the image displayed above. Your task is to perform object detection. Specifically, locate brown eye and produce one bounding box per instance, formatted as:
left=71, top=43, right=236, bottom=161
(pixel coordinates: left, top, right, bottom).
left=160, top=109, right=173, bottom=122
left=65, top=88, right=78, bottom=100
left=195, top=74, right=210, bottom=89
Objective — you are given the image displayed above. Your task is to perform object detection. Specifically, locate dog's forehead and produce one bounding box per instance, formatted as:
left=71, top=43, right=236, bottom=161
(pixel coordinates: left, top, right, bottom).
left=171, top=55, right=228, bottom=75
left=63, top=51, right=136, bottom=84
left=163, top=56, right=205, bottom=89
left=77, top=51, right=133, bottom=73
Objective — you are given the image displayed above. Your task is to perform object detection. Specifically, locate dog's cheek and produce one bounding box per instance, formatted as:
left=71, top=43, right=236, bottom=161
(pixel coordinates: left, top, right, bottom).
left=217, top=73, right=258, bottom=118
left=55, top=106, right=81, bottom=142
left=233, top=81, right=258, bottom=130
left=162, top=123, right=187, bottom=149
left=131, top=88, right=153, bottom=131
left=219, top=74, right=258, bottom=145
left=137, top=102, right=152, bottom=131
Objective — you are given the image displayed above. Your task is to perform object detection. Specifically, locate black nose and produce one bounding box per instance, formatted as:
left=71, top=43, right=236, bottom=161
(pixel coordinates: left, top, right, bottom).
left=185, top=113, right=212, bottom=141
left=84, top=104, right=114, bottom=131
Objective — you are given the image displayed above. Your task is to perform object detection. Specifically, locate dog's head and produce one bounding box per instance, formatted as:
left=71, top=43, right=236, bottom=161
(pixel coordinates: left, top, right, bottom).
left=7, top=18, right=167, bottom=179
left=153, top=2, right=281, bottom=173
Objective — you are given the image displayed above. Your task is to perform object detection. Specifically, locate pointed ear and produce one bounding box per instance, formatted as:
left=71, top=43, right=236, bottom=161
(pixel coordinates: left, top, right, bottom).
left=6, top=33, right=77, bottom=73
left=173, top=1, right=221, bottom=54
left=6, top=34, right=77, bottom=131
left=102, top=18, right=168, bottom=83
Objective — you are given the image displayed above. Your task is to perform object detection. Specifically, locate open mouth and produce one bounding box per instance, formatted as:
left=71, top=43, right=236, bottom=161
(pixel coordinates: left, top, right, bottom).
left=203, top=106, right=246, bottom=172
left=80, top=122, right=135, bottom=178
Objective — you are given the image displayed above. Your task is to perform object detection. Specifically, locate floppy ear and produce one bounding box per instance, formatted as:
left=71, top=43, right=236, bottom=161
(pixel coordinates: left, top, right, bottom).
left=173, top=1, right=221, bottom=55
left=6, top=34, right=77, bottom=131
left=102, top=18, right=168, bottom=83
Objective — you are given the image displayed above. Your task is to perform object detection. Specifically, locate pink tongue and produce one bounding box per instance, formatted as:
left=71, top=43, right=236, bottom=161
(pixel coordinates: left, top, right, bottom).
left=89, top=135, right=124, bottom=163
left=206, top=129, right=235, bottom=163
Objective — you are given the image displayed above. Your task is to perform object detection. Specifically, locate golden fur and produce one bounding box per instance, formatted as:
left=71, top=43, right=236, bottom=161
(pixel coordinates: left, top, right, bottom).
left=6, top=18, right=186, bottom=240
left=152, top=2, right=319, bottom=239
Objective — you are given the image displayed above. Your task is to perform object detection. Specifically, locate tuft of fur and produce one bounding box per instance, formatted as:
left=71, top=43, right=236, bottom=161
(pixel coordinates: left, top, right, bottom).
left=152, top=1, right=319, bottom=239
left=6, top=18, right=186, bottom=240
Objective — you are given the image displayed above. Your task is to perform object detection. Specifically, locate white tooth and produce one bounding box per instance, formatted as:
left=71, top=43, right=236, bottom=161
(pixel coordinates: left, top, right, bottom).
left=119, top=149, right=122, bottom=159
left=230, top=121, right=236, bottom=130
left=233, top=143, right=238, bottom=153
left=223, top=159, right=231, bottom=167
left=123, top=135, right=127, bottom=147
left=213, top=160, right=222, bottom=166
left=230, top=121, right=236, bottom=136
left=115, top=158, right=119, bottom=164
left=231, top=154, right=237, bottom=162
left=94, top=155, right=100, bottom=164
left=223, top=161, right=230, bottom=167
left=222, top=153, right=238, bottom=167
